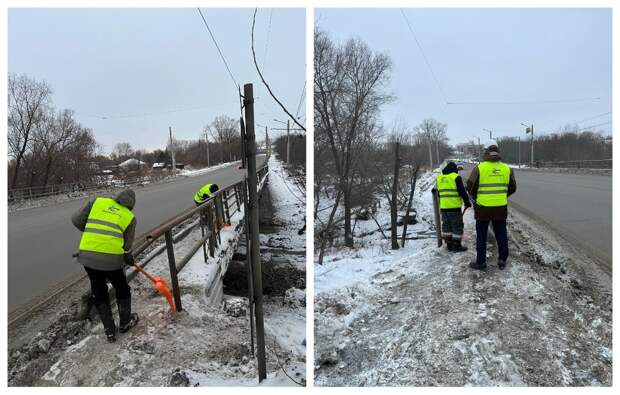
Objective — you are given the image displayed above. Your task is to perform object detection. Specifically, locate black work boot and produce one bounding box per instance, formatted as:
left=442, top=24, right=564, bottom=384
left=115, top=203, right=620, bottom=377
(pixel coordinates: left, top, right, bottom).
left=452, top=239, right=468, bottom=253
left=445, top=240, right=454, bottom=251
left=498, top=259, right=507, bottom=270
left=469, top=260, right=487, bottom=270
left=95, top=303, right=117, bottom=343
left=117, top=298, right=139, bottom=333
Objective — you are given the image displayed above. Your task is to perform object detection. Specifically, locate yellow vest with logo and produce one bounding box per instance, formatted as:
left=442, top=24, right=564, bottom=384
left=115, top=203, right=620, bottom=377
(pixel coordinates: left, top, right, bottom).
left=477, top=161, right=510, bottom=207
left=79, top=197, right=134, bottom=255
left=194, top=183, right=214, bottom=204
left=436, top=173, right=463, bottom=209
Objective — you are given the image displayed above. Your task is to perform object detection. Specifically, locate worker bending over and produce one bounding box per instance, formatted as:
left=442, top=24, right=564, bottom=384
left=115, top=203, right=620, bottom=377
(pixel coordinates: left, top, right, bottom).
left=72, top=189, right=139, bottom=343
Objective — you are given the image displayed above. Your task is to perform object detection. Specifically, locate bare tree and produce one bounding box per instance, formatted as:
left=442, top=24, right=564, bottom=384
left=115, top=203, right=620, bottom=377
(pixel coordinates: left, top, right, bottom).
left=112, top=142, right=134, bottom=161
left=415, top=118, right=449, bottom=168
left=314, top=29, right=393, bottom=247
left=33, top=109, right=78, bottom=186
left=205, top=115, right=240, bottom=162
left=8, top=73, right=52, bottom=188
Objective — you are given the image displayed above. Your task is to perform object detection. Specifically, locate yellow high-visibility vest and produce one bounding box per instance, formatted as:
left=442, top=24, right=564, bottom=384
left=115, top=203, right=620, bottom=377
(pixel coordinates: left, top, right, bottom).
left=436, top=173, right=463, bottom=209
left=194, top=183, right=214, bottom=204
left=79, top=197, right=134, bottom=254
left=477, top=161, right=510, bottom=207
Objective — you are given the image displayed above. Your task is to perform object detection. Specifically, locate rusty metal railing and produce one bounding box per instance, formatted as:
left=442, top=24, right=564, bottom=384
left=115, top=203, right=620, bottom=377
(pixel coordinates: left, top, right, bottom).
left=125, top=164, right=270, bottom=312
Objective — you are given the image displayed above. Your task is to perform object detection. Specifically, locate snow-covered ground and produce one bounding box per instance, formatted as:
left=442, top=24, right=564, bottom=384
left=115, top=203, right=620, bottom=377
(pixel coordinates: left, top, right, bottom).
left=8, top=156, right=306, bottom=387
left=314, top=169, right=612, bottom=386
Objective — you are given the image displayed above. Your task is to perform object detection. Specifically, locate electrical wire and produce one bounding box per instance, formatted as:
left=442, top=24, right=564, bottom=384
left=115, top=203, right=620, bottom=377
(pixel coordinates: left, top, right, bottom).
left=196, top=8, right=239, bottom=91
left=262, top=9, right=273, bottom=71
left=447, top=97, right=601, bottom=105
left=82, top=105, right=212, bottom=120
left=251, top=8, right=306, bottom=131
left=295, top=81, right=306, bottom=119
left=400, top=9, right=448, bottom=105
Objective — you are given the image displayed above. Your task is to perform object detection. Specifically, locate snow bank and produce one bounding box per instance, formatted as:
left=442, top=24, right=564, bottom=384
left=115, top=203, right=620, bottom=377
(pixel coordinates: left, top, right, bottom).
left=179, top=161, right=240, bottom=177
left=314, top=168, right=612, bottom=386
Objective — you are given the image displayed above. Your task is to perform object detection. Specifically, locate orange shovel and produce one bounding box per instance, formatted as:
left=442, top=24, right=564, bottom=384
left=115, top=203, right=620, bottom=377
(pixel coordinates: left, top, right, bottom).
left=133, top=263, right=176, bottom=313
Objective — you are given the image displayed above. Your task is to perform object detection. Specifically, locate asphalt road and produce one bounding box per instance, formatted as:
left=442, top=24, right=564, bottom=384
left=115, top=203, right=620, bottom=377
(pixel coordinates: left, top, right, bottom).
left=461, top=165, right=612, bottom=270
left=8, top=156, right=265, bottom=314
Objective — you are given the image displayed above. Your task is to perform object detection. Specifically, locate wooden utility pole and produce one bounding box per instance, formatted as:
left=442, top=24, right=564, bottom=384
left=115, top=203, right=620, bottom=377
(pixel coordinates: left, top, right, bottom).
left=286, top=119, right=290, bottom=164
left=518, top=136, right=521, bottom=168
left=240, top=117, right=247, bottom=169
left=427, top=134, right=433, bottom=169
left=265, top=126, right=269, bottom=158
left=390, top=142, right=400, bottom=250
left=530, top=124, right=534, bottom=168
left=169, top=126, right=176, bottom=174
left=243, top=83, right=266, bottom=382
left=205, top=135, right=210, bottom=167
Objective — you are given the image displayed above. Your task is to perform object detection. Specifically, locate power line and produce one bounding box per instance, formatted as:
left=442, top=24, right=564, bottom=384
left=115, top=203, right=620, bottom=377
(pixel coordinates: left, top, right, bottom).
left=400, top=9, right=448, bottom=105
left=295, top=81, right=306, bottom=119
left=196, top=8, right=239, bottom=90
left=251, top=8, right=306, bottom=131
left=82, top=104, right=213, bottom=120
left=262, top=9, right=273, bottom=71
left=570, top=111, right=611, bottom=125
left=539, top=121, right=611, bottom=134
left=447, top=97, right=601, bottom=105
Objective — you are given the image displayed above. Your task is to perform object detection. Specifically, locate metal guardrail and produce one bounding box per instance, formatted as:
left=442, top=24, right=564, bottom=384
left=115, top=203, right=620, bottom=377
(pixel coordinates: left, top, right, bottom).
left=7, top=175, right=168, bottom=202
left=7, top=161, right=244, bottom=202
left=532, top=159, right=612, bottom=169
left=127, top=164, right=270, bottom=312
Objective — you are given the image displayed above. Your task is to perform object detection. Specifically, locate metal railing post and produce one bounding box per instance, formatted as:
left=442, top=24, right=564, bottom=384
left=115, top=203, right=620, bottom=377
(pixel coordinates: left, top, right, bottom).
left=214, top=197, right=222, bottom=244
left=205, top=205, right=216, bottom=257
left=223, top=190, right=231, bottom=222
left=242, top=179, right=255, bottom=357
left=164, top=230, right=183, bottom=312
left=200, top=207, right=208, bottom=263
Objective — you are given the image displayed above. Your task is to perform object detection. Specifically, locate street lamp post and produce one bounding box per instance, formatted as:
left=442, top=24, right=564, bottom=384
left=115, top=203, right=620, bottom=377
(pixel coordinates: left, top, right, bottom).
left=474, top=136, right=481, bottom=162
left=521, top=122, right=534, bottom=168
left=483, top=128, right=493, bottom=140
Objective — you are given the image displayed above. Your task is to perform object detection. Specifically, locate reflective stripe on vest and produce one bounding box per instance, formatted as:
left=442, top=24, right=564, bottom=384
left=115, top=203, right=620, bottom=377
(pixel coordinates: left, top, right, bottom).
left=79, top=197, right=134, bottom=255
left=436, top=173, right=463, bottom=209
left=194, top=183, right=213, bottom=204
left=477, top=161, right=510, bottom=207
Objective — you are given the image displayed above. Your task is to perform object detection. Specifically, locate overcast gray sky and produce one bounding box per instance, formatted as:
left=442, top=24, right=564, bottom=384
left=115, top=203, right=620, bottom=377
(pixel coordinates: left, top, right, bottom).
left=9, top=8, right=306, bottom=154
left=316, top=8, right=612, bottom=145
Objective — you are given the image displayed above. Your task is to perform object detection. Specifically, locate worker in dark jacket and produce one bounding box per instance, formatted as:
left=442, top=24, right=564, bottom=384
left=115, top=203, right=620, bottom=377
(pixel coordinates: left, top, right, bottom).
left=72, top=189, right=139, bottom=342
left=466, top=145, right=517, bottom=270
left=433, top=161, right=471, bottom=252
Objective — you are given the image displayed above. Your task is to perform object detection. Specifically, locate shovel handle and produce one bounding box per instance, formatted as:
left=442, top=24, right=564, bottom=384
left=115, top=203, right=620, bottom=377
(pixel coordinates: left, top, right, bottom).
left=133, top=262, right=157, bottom=284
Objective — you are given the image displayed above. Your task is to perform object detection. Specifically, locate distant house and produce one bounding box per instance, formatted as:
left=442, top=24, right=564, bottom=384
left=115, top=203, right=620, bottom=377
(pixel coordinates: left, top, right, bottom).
left=152, top=162, right=166, bottom=169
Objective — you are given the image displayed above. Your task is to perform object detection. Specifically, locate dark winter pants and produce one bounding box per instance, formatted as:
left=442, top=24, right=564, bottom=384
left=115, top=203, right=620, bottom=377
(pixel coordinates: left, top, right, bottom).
left=475, top=219, right=509, bottom=265
left=441, top=211, right=464, bottom=239
left=84, top=267, right=131, bottom=306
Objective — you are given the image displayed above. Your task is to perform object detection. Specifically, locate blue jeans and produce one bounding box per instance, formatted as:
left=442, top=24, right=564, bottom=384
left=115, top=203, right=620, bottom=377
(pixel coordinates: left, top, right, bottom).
left=475, top=220, right=509, bottom=265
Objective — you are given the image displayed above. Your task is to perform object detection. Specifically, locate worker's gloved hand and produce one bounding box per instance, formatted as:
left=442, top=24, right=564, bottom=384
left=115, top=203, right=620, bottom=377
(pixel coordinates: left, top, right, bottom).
left=123, top=252, right=135, bottom=266
left=465, top=202, right=472, bottom=208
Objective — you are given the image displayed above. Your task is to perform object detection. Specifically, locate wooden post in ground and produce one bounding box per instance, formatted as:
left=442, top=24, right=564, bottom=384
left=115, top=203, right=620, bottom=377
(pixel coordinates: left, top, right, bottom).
left=243, top=83, right=267, bottom=382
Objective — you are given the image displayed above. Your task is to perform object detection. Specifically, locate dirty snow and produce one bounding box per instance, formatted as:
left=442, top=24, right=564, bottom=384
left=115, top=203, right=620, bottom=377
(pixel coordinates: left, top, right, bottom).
left=314, top=169, right=612, bottom=386
left=8, top=156, right=306, bottom=387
